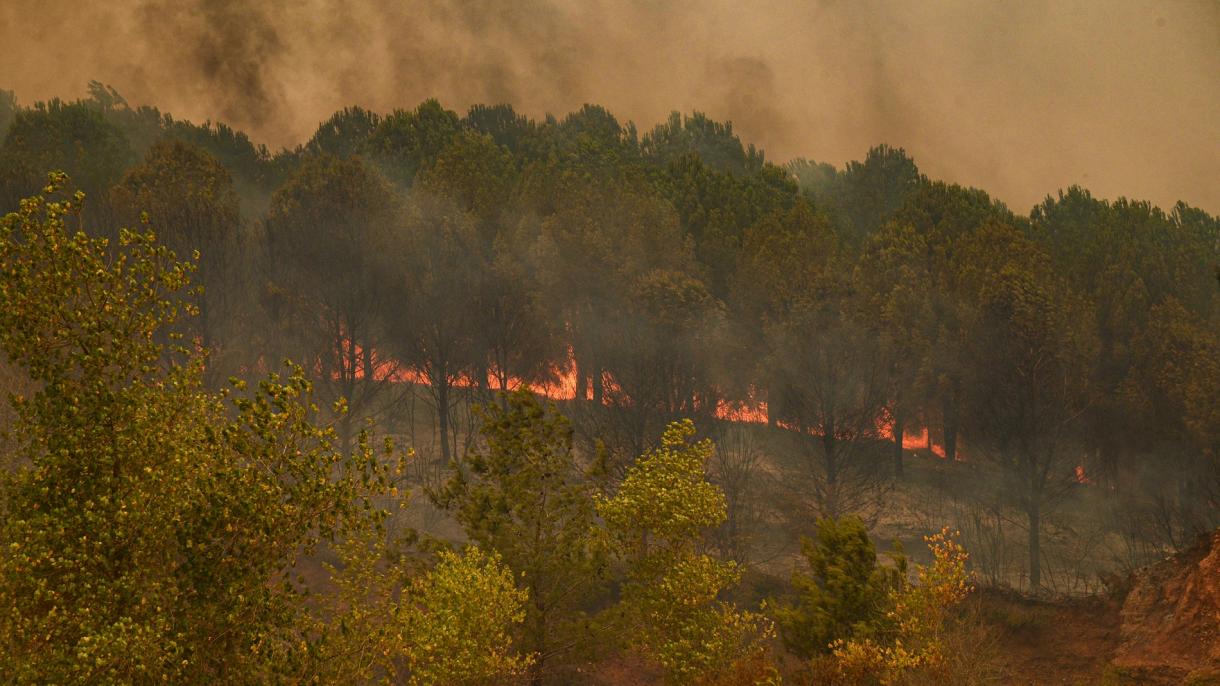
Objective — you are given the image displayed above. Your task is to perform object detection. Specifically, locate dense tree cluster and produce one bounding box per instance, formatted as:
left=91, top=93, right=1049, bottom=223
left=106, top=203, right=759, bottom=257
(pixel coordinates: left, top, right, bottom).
left=1, top=85, right=1217, bottom=682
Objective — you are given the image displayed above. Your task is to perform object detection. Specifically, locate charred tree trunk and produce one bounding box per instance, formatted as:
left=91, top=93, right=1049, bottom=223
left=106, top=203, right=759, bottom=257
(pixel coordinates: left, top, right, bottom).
left=1027, top=500, right=1041, bottom=589
left=591, top=363, right=604, bottom=405
left=943, top=397, right=959, bottom=462
left=574, top=355, right=588, bottom=403
left=437, top=379, right=451, bottom=465
left=892, top=412, right=905, bottom=477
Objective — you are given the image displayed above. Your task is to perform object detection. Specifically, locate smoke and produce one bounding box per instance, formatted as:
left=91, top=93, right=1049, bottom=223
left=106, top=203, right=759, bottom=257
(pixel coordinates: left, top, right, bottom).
left=1, top=0, right=1217, bottom=212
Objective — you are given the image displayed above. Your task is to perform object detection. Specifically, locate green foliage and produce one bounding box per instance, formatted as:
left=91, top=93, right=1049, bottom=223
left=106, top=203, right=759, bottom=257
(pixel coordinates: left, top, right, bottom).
left=0, top=176, right=385, bottom=683
left=0, top=90, right=16, bottom=142
left=306, top=106, right=382, bottom=159
left=366, top=99, right=461, bottom=185
left=600, top=420, right=775, bottom=685
left=772, top=517, right=904, bottom=659
left=113, top=139, right=242, bottom=377
left=0, top=100, right=134, bottom=209
left=830, top=529, right=972, bottom=685
left=401, top=547, right=533, bottom=685
left=264, top=153, right=401, bottom=447
left=437, top=390, right=603, bottom=682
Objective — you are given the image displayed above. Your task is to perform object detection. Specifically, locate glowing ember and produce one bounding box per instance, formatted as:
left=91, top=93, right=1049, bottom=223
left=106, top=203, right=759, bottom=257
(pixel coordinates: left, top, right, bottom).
left=1074, top=465, right=1092, bottom=484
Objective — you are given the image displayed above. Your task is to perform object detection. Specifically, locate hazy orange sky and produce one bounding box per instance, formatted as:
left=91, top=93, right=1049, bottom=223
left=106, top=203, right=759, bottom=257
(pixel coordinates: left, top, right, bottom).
left=2, top=0, right=1217, bottom=212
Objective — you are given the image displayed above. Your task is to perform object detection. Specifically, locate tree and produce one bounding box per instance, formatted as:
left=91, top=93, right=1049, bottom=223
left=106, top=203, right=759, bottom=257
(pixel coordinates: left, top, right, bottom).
left=596, top=269, right=726, bottom=462
left=112, top=139, right=242, bottom=382
left=1119, top=298, right=1220, bottom=547
left=436, top=391, right=603, bottom=685
left=890, top=180, right=1013, bottom=462
left=382, top=192, right=483, bottom=466
left=0, top=176, right=383, bottom=683
left=598, top=420, right=774, bottom=685
left=955, top=220, right=1097, bottom=589
left=264, top=154, right=402, bottom=453
left=854, top=222, right=935, bottom=476
left=642, top=111, right=761, bottom=176
left=531, top=175, right=696, bottom=425
left=832, top=144, right=922, bottom=249
left=831, top=529, right=972, bottom=685
left=733, top=200, right=891, bottom=520
left=401, top=547, right=533, bottom=685
left=415, top=129, right=517, bottom=248
left=0, top=99, right=133, bottom=222
left=0, top=90, right=16, bottom=142
left=771, top=517, right=903, bottom=659
left=464, top=103, right=537, bottom=158
left=366, top=99, right=461, bottom=186
left=313, top=533, right=532, bottom=686
left=479, top=244, right=564, bottom=401
left=305, top=106, right=381, bottom=159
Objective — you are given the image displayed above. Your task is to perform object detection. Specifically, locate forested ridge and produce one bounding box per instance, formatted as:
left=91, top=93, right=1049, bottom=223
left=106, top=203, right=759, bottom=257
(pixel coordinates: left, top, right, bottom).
left=0, top=85, right=1216, bottom=684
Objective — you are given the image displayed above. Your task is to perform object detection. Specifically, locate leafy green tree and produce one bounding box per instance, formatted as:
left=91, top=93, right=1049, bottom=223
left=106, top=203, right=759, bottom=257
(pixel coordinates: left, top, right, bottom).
left=479, top=244, right=564, bottom=401
left=599, top=420, right=774, bottom=685
left=771, top=517, right=903, bottom=659
left=831, top=529, right=971, bottom=684
left=955, top=220, right=1097, bottom=589
left=464, top=103, right=537, bottom=158
left=306, top=106, right=381, bottom=159
left=854, top=222, right=935, bottom=475
left=642, top=111, right=762, bottom=176
left=437, top=390, right=603, bottom=685
left=0, top=176, right=383, bottom=683
left=313, top=532, right=532, bottom=686
left=1030, top=189, right=1218, bottom=489
left=832, top=144, right=922, bottom=249
left=416, top=129, right=517, bottom=247
left=1119, top=298, right=1220, bottom=545
left=382, top=192, right=483, bottom=466
left=264, top=154, right=402, bottom=452
left=112, top=139, right=242, bottom=382
left=0, top=90, right=16, bottom=142
left=737, top=201, right=888, bottom=518
left=597, top=269, right=725, bottom=461
left=401, top=547, right=533, bottom=685
left=0, top=99, right=133, bottom=221
left=889, top=181, right=1013, bottom=462
left=366, top=99, right=461, bottom=186
left=531, top=175, right=695, bottom=417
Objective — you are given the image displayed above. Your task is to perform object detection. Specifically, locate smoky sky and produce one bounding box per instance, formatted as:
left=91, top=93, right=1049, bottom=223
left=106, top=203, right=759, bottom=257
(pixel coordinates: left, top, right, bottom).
left=1, top=0, right=1217, bottom=213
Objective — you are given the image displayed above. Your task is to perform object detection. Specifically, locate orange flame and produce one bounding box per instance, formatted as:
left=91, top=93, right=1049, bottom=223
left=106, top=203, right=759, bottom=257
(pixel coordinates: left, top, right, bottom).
left=333, top=338, right=961, bottom=461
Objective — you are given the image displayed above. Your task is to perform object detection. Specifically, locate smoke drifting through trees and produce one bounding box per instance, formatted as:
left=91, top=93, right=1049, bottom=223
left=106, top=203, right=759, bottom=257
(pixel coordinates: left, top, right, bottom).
left=1, top=0, right=1217, bottom=213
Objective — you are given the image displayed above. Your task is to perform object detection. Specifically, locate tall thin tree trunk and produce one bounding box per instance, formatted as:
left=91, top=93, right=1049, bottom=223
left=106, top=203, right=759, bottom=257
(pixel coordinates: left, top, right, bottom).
left=943, top=397, right=958, bottom=461
left=893, top=414, right=905, bottom=477
left=574, top=354, right=587, bottom=403
left=437, top=380, right=451, bottom=465
left=1028, top=501, right=1041, bottom=589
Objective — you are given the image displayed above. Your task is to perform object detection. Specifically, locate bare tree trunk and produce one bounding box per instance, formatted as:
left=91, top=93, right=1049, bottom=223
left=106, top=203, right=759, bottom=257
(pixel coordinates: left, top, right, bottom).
left=1028, top=500, right=1041, bottom=589
left=943, top=396, right=958, bottom=461
left=892, top=412, right=905, bottom=477
left=437, top=379, right=451, bottom=465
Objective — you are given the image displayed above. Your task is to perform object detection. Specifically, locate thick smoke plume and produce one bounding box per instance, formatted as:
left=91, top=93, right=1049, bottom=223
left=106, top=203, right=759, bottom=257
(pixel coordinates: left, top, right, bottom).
left=1, top=0, right=1217, bottom=211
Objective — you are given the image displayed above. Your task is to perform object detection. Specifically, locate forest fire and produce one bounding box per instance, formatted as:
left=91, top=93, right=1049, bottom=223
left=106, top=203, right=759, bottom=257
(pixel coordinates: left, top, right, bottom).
left=338, top=339, right=953, bottom=457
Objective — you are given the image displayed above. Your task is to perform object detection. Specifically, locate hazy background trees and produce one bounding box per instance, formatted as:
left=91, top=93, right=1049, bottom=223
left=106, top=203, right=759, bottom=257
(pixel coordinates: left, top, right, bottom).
left=1, top=85, right=1216, bottom=625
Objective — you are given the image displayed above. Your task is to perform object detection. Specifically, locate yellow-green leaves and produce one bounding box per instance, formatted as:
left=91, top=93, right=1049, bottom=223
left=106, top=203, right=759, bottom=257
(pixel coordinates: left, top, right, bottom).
left=598, top=419, right=725, bottom=547
left=600, top=420, right=774, bottom=685
left=401, top=547, right=531, bottom=685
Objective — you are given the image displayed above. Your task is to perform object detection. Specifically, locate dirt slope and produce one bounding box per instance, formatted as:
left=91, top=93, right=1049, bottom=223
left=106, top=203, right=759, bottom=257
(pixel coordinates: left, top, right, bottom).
left=1113, top=529, right=1220, bottom=683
